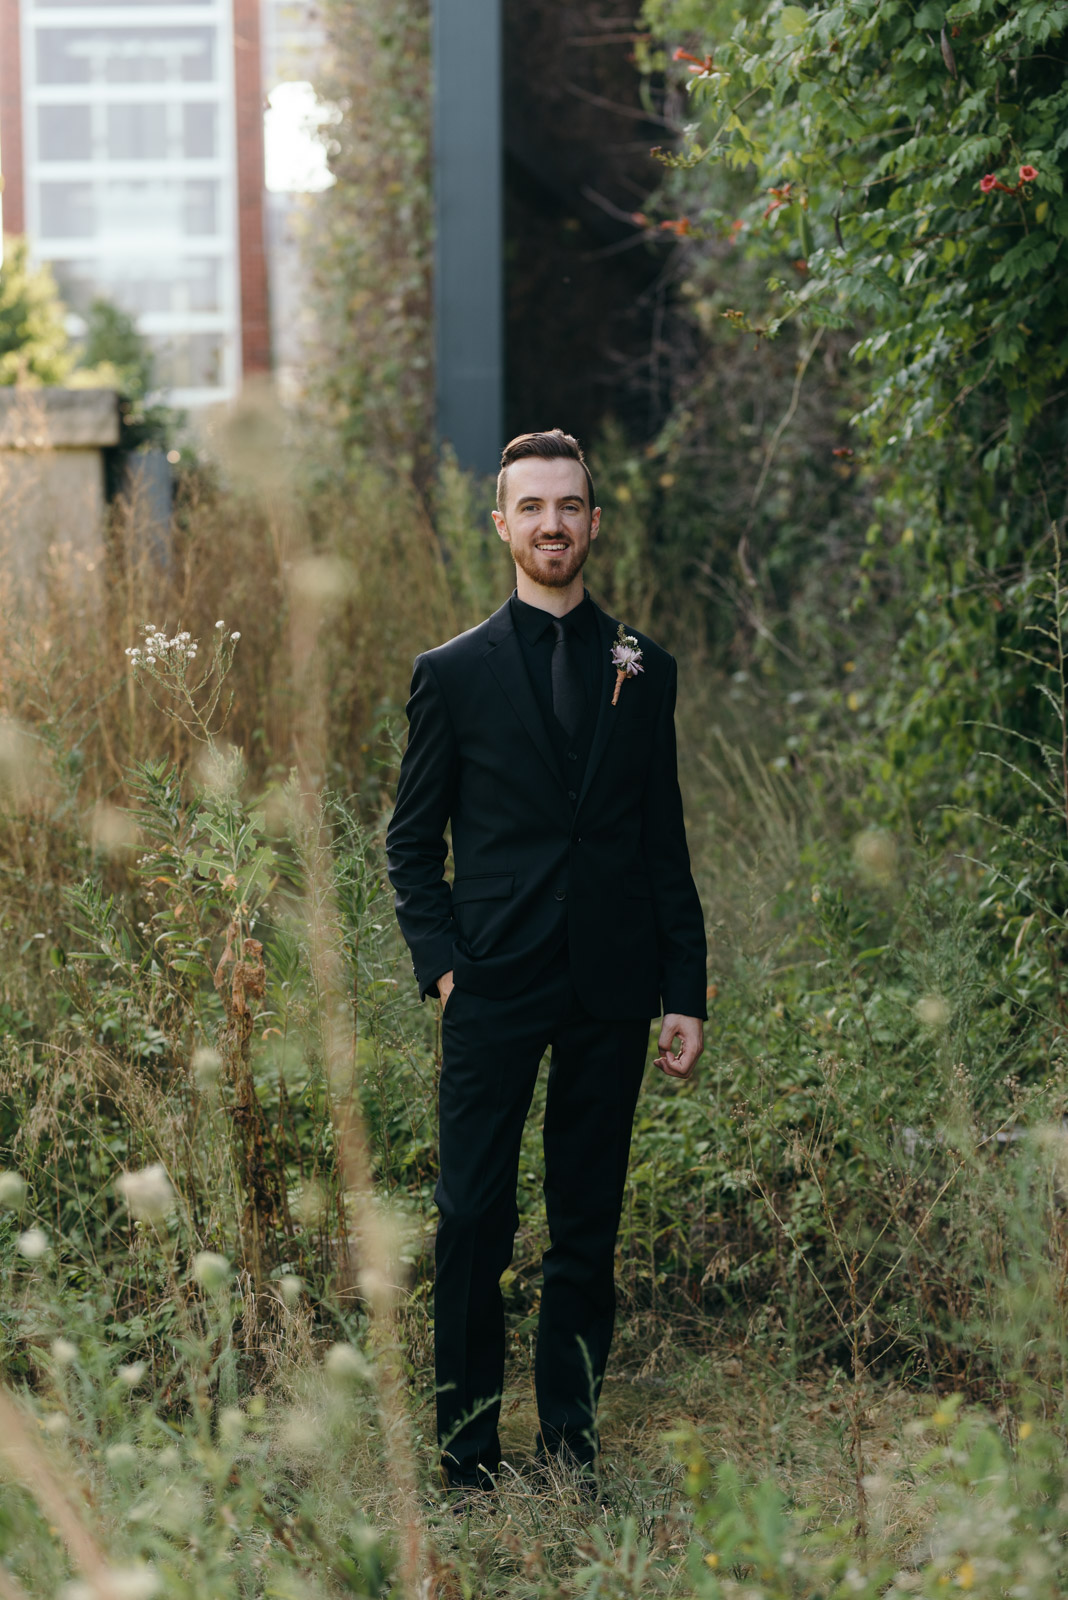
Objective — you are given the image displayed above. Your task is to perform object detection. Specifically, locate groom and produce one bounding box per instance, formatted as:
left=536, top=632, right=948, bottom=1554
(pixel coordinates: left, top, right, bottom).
left=386, top=428, right=706, bottom=1492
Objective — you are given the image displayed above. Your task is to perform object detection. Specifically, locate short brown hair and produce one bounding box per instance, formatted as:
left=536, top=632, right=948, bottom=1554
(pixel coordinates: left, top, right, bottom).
left=496, top=429, right=596, bottom=514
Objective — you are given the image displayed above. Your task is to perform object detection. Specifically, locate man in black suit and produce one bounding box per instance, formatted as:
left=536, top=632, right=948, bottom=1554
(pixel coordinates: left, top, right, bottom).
left=386, top=429, right=706, bottom=1495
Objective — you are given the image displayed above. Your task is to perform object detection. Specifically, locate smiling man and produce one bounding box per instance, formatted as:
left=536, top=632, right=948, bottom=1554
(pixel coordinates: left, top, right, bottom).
left=386, top=428, right=706, bottom=1499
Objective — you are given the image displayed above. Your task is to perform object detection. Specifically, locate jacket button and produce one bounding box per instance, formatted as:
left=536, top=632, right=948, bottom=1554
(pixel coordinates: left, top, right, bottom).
left=567, top=789, right=577, bottom=801
left=554, top=888, right=567, bottom=901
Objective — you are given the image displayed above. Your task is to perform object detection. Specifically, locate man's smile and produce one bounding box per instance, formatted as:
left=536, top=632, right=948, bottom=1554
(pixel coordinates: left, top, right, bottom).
left=535, top=540, right=569, bottom=551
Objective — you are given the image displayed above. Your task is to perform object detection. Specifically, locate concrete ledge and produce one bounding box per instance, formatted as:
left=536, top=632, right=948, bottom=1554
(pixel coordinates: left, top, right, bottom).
left=0, top=387, right=121, bottom=448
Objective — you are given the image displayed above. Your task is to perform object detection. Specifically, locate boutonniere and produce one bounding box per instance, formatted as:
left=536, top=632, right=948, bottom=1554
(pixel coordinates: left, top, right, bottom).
left=610, top=623, right=644, bottom=706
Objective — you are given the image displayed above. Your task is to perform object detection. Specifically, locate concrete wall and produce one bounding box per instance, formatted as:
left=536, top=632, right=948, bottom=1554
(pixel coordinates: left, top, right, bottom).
left=0, top=388, right=119, bottom=592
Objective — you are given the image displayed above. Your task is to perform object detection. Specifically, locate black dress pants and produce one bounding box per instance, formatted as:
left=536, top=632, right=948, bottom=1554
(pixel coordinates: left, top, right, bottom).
left=435, top=951, right=649, bottom=1486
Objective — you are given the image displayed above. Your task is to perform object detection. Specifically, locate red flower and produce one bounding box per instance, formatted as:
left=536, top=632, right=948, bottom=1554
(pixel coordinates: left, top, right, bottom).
left=673, top=45, right=716, bottom=74
left=763, top=183, right=793, bottom=220
left=631, top=211, right=648, bottom=228
left=979, top=174, right=997, bottom=194
left=660, top=217, right=693, bottom=237
left=1019, top=164, right=1038, bottom=183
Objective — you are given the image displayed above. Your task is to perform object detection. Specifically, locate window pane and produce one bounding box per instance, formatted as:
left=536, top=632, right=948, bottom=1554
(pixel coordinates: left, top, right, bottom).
left=38, top=180, right=221, bottom=239
left=37, top=104, right=92, bottom=160
left=52, top=256, right=222, bottom=315
left=183, top=180, right=216, bottom=235
left=36, top=28, right=215, bottom=86
left=36, top=0, right=206, bottom=7
left=107, top=103, right=168, bottom=160
left=182, top=102, right=216, bottom=158
left=38, top=182, right=94, bottom=236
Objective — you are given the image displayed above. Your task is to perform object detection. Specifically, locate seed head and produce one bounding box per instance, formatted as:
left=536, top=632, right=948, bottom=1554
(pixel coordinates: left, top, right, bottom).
left=192, top=1250, right=232, bottom=1292
left=324, top=1342, right=371, bottom=1386
left=192, top=1046, right=222, bottom=1085
left=17, top=1227, right=48, bottom=1260
left=279, top=1274, right=303, bottom=1307
left=117, top=1164, right=175, bottom=1223
left=0, top=1170, right=27, bottom=1210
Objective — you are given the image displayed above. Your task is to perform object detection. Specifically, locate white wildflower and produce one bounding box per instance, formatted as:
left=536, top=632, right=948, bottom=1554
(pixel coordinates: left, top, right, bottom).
left=0, top=1170, right=27, bottom=1209
left=219, top=1407, right=245, bottom=1443
left=116, top=1164, right=175, bottom=1223
left=118, top=1361, right=147, bottom=1386
left=17, top=1227, right=48, bottom=1260
left=146, top=657, right=156, bottom=666
left=916, top=994, right=950, bottom=1029
left=230, top=631, right=241, bottom=641
left=853, top=828, right=898, bottom=883
left=192, top=1046, right=222, bottom=1085
left=51, top=1337, right=78, bottom=1366
left=42, top=1411, right=68, bottom=1435
left=215, top=619, right=226, bottom=629
left=324, top=1342, right=371, bottom=1386
left=106, top=1442, right=139, bottom=1472
left=192, top=1251, right=231, bottom=1292
left=103, top=1567, right=161, bottom=1600
left=278, top=1274, right=303, bottom=1307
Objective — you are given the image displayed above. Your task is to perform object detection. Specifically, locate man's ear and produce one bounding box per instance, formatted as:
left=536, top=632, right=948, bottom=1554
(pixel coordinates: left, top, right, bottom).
left=590, top=506, right=602, bottom=542
left=491, top=509, right=511, bottom=544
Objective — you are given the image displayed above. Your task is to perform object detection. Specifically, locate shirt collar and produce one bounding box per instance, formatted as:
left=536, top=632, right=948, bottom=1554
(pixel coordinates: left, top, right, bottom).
left=510, top=589, right=595, bottom=644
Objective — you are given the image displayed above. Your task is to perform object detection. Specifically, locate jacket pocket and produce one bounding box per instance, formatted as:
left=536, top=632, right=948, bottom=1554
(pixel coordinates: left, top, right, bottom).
left=451, top=873, right=514, bottom=905
left=624, top=872, right=653, bottom=900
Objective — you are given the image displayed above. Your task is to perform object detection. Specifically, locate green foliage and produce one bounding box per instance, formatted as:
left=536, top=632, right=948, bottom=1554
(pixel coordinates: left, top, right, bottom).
left=648, top=0, right=1068, bottom=457
left=309, top=0, right=433, bottom=472
left=0, top=237, right=73, bottom=385
left=675, top=1400, right=1068, bottom=1598
left=77, top=298, right=155, bottom=401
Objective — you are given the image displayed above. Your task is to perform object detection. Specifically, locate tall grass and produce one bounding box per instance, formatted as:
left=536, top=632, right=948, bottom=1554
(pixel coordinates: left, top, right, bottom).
left=3, top=408, right=1068, bottom=1596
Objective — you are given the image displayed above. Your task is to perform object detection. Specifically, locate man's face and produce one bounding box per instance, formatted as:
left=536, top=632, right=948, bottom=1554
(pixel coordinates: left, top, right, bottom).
left=492, top=458, right=600, bottom=589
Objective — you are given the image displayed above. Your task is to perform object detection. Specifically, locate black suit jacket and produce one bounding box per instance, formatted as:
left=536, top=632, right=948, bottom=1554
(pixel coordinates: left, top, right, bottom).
left=386, top=596, right=707, bottom=1022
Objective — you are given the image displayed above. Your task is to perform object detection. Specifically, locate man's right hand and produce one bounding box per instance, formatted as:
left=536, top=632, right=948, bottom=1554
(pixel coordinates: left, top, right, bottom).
left=437, top=969, right=455, bottom=1008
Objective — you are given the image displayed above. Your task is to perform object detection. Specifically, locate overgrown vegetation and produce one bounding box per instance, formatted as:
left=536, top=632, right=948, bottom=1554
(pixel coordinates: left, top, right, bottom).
left=3, top=0, right=1068, bottom=1593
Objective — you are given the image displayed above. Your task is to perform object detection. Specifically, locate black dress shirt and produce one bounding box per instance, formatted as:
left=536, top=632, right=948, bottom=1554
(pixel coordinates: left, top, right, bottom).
left=509, top=590, right=600, bottom=803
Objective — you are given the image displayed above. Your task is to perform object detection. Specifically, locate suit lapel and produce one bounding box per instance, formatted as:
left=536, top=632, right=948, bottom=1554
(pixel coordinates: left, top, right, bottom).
left=482, top=602, right=566, bottom=791
left=575, top=605, right=623, bottom=815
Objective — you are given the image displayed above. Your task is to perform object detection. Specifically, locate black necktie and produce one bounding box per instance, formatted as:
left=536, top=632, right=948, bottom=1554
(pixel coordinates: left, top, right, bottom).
left=550, top=617, right=585, bottom=739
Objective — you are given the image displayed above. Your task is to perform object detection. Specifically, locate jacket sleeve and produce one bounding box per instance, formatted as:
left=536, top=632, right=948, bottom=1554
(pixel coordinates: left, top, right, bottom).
left=640, top=657, right=708, bottom=1019
left=385, top=653, right=459, bottom=1000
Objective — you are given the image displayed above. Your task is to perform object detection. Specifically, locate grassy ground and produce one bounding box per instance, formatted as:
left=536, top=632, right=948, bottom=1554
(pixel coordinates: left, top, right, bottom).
left=3, top=460, right=1068, bottom=1598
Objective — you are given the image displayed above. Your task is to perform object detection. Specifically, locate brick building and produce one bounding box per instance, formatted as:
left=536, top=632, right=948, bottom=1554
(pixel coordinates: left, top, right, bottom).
left=0, top=0, right=274, bottom=406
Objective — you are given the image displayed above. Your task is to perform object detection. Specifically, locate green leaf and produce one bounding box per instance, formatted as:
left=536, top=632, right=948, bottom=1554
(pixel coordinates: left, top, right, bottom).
left=773, top=5, right=808, bottom=36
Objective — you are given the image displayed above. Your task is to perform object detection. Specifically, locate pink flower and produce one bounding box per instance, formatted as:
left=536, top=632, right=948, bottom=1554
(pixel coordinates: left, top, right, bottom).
left=979, top=174, right=997, bottom=194
left=1019, top=164, right=1038, bottom=183
left=611, top=644, right=644, bottom=676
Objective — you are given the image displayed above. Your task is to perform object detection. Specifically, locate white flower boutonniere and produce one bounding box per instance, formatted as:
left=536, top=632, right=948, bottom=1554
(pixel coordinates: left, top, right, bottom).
left=610, top=623, right=644, bottom=706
